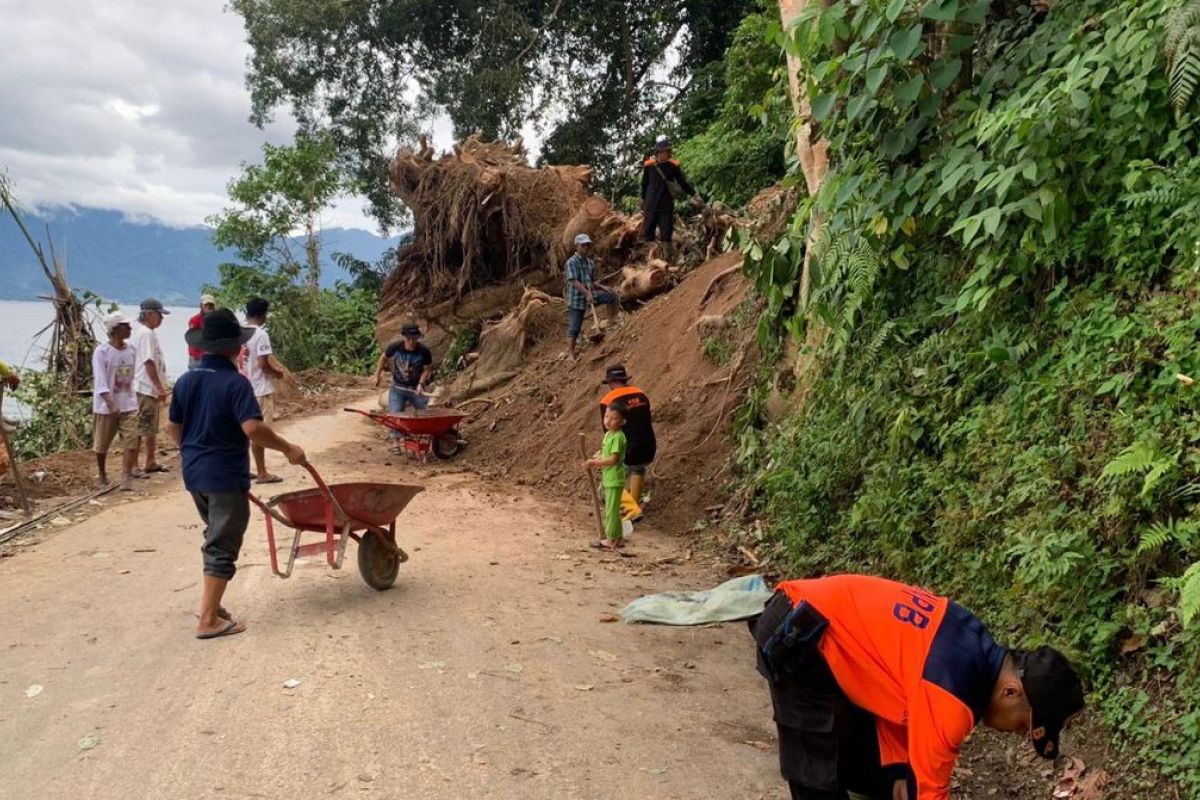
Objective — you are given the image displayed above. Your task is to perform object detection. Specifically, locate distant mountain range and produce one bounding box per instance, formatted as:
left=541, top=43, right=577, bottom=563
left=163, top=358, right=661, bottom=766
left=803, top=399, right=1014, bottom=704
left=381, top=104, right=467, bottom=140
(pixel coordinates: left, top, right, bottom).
left=0, top=206, right=402, bottom=304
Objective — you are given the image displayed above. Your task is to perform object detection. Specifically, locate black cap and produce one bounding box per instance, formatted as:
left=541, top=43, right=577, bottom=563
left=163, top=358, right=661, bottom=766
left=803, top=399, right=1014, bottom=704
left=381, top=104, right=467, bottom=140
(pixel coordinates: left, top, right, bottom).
left=140, top=298, right=169, bottom=314
left=1018, top=646, right=1085, bottom=758
left=184, top=308, right=255, bottom=353
left=603, top=364, right=630, bottom=384
left=401, top=323, right=423, bottom=339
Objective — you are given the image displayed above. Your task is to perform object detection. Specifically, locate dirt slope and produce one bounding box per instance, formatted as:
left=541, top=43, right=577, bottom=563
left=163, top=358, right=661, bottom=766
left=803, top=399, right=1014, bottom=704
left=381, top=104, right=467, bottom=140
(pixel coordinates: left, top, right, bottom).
left=461, top=252, right=752, bottom=536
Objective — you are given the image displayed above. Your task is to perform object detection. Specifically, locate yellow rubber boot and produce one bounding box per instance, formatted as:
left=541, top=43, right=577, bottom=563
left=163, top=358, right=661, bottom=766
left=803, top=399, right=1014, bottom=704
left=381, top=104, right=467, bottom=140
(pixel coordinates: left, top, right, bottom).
left=620, top=489, right=643, bottom=523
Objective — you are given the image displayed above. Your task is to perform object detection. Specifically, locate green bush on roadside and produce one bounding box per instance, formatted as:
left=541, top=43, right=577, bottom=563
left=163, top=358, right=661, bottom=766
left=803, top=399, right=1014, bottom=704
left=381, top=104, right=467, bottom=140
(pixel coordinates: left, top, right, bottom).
left=9, top=369, right=92, bottom=461
left=210, top=262, right=379, bottom=375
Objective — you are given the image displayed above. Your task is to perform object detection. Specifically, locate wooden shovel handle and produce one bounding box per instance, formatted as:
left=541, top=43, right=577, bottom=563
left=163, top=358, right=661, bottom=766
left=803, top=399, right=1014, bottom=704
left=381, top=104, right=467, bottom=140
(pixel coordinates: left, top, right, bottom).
left=578, top=433, right=607, bottom=540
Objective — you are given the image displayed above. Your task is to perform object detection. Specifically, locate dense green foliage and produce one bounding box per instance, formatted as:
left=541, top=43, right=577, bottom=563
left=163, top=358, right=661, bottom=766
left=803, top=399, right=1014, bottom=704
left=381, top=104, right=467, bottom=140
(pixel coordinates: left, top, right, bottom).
left=211, top=262, right=379, bottom=375
left=734, top=0, right=1200, bottom=790
left=10, top=369, right=91, bottom=461
left=207, top=131, right=380, bottom=375
left=232, top=0, right=753, bottom=218
left=675, top=5, right=791, bottom=206
left=208, top=132, right=343, bottom=291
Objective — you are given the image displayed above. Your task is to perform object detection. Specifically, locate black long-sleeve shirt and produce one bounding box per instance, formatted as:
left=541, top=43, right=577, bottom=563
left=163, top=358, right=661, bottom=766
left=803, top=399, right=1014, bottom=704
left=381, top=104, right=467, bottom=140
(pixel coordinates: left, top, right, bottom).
left=600, top=385, right=657, bottom=466
left=641, top=157, right=695, bottom=212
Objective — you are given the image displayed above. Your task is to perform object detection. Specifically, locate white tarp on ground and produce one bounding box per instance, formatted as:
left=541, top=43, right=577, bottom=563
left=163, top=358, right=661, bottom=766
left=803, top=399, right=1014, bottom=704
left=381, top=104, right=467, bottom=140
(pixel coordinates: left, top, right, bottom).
left=619, top=575, right=774, bottom=625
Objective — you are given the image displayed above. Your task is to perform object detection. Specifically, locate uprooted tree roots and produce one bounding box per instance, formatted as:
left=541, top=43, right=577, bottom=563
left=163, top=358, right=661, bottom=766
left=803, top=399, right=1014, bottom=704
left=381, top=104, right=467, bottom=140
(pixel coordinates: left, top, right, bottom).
left=443, top=288, right=563, bottom=399
left=386, top=136, right=598, bottom=302
left=377, top=137, right=729, bottom=347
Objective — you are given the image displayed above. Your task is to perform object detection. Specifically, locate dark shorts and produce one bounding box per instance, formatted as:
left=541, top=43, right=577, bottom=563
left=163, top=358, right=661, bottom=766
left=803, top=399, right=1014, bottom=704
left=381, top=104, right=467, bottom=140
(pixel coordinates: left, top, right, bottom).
left=752, top=593, right=891, bottom=798
left=643, top=206, right=675, bottom=243
left=566, top=291, right=617, bottom=338
left=191, top=491, right=251, bottom=581
left=626, top=461, right=651, bottom=475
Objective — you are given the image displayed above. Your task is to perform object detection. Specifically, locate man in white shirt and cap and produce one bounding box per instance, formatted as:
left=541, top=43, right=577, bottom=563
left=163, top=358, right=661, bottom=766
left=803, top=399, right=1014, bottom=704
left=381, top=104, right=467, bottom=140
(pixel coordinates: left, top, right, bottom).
left=92, top=311, right=140, bottom=488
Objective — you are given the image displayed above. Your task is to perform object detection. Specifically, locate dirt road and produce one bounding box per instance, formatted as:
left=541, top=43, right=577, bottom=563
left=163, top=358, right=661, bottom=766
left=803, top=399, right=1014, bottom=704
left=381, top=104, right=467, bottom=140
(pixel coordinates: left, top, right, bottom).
left=0, top=399, right=780, bottom=799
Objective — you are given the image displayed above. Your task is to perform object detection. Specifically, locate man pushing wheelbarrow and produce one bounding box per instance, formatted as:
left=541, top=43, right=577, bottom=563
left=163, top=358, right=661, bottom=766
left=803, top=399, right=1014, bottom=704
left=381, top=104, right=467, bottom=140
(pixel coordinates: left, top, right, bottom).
left=169, top=309, right=308, bottom=640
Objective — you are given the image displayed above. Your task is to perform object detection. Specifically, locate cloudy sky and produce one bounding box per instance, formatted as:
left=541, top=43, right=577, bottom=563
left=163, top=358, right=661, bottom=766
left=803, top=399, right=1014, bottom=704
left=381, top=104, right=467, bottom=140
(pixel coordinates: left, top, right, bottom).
left=0, top=1, right=383, bottom=231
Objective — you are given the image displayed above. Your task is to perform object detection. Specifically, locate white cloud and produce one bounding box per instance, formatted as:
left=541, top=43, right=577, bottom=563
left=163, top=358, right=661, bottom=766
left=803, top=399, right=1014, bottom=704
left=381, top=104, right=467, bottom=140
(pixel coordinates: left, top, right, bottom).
left=0, top=0, right=380, bottom=231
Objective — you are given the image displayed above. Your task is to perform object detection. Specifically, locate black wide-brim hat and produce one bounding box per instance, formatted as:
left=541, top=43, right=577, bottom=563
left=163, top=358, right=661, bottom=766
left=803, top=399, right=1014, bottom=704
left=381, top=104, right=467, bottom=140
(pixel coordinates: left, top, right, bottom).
left=184, top=308, right=255, bottom=353
left=603, top=364, right=631, bottom=383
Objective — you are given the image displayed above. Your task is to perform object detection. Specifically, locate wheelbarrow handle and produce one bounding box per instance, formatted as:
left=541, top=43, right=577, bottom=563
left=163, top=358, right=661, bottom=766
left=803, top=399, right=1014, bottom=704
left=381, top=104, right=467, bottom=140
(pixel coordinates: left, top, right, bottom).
left=297, top=462, right=356, bottom=528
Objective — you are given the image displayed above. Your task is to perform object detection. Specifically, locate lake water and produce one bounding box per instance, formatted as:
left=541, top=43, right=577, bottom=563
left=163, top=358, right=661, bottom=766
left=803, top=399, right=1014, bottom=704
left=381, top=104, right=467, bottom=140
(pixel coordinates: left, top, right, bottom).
left=0, top=299, right=194, bottom=415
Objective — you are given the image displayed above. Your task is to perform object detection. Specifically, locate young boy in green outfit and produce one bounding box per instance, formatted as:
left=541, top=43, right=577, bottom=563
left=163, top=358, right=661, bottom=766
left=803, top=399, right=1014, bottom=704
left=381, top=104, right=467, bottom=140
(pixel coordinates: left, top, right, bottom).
left=584, top=401, right=628, bottom=549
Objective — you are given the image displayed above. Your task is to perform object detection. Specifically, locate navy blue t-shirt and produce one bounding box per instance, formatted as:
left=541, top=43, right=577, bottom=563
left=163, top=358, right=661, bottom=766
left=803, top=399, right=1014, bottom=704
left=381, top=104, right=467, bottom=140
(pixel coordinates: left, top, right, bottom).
left=384, top=341, right=433, bottom=388
left=169, top=354, right=263, bottom=493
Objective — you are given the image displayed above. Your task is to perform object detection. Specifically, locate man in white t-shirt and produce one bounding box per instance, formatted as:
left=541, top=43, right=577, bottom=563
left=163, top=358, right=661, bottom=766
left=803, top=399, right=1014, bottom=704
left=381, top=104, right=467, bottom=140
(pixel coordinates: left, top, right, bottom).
left=134, top=298, right=171, bottom=475
left=243, top=297, right=286, bottom=484
left=92, top=312, right=140, bottom=488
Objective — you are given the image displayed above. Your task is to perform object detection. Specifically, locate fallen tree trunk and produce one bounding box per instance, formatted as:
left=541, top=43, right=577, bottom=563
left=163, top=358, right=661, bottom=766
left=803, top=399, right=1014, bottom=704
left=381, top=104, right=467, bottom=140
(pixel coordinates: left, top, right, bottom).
left=618, top=260, right=671, bottom=302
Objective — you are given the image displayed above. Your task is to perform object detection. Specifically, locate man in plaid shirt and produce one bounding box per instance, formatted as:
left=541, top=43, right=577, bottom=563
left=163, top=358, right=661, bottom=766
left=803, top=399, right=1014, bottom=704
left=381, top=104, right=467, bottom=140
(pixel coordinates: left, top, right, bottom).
left=564, top=233, right=617, bottom=360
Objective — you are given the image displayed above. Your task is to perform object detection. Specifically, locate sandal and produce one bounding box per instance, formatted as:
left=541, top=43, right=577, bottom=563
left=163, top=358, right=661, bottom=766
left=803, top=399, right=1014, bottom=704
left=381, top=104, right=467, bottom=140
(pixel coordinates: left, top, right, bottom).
left=196, top=619, right=246, bottom=640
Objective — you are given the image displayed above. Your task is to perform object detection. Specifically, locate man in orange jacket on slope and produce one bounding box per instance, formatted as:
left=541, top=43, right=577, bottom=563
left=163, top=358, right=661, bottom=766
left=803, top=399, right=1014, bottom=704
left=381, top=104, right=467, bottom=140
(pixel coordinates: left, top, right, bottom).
left=750, top=574, right=1085, bottom=800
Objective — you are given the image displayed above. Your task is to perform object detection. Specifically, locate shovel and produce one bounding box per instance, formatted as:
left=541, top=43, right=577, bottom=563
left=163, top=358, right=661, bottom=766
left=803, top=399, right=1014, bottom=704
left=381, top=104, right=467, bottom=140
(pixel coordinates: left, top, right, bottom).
left=586, top=302, right=605, bottom=344
left=578, top=433, right=607, bottom=542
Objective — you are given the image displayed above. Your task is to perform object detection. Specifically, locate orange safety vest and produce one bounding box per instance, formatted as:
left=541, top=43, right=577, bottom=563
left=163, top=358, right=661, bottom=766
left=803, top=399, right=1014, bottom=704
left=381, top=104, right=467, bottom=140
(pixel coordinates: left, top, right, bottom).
left=776, top=575, right=1006, bottom=800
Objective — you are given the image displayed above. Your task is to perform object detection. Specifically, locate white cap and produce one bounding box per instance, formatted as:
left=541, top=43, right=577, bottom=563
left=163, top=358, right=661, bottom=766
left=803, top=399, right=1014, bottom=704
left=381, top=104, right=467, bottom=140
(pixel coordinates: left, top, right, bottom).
left=574, top=233, right=593, bottom=246
left=103, top=311, right=131, bottom=333
left=200, top=293, right=216, bottom=305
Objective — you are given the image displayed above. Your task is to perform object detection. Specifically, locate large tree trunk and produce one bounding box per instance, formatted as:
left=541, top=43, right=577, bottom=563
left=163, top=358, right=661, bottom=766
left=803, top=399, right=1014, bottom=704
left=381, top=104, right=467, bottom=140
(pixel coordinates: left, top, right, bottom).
left=778, top=0, right=830, bottom=310
left=778, top=0, right=831, bottom=390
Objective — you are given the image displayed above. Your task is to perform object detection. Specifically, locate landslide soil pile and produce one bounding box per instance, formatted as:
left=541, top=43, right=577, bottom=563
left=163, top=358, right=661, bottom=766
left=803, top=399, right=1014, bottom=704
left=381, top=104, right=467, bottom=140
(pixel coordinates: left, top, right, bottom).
left=460, top=252, right=753, bottom=535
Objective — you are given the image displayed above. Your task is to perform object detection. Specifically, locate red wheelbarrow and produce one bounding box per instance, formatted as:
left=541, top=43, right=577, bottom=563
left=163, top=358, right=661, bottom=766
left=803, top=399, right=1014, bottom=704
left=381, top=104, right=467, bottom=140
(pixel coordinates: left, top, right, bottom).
left=247, top=464, right=423, bottom=590
left=344, top=408, right=468, bottom=462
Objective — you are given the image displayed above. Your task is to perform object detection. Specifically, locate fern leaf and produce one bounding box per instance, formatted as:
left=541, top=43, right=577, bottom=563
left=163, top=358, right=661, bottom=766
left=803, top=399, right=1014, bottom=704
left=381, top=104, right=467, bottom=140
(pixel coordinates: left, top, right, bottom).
left=1165, top=2, right=1200, bottom=62
left=1165, top=3, right=1200, bottom=115
left=1170, top=31, right=1200, bottom=114
left=1101, top=441, right=1161, bottom=478
left=1137, top=521, right=1175, bottom=554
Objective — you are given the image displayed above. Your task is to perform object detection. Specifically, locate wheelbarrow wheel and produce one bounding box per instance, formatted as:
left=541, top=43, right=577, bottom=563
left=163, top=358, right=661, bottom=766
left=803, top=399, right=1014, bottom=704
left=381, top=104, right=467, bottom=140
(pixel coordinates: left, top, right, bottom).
left=432, top=429, right=462, bottom=460
left=357, top=531, right=400, bottom=591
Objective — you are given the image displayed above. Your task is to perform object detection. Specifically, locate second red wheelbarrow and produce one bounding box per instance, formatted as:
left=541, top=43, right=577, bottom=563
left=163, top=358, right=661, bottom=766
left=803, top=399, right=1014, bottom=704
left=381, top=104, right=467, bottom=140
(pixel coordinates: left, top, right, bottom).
left=247, top=464, right=423, bottom=590
left=344, top=408, right=468, bottom=462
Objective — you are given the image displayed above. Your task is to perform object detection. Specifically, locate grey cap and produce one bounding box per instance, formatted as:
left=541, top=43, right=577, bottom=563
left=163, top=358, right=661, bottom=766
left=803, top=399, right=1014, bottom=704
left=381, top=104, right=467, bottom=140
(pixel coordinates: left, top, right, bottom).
left=574, top=233, right=593, bottom=246
left=140, top=298, right=169, bottom=314
left=655, top=135, right=672, bottom=151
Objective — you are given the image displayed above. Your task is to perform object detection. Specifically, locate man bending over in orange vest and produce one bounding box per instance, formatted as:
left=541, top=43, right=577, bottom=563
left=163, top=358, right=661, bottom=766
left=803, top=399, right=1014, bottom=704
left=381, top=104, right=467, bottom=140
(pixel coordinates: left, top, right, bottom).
left=750, top=574, right=1084, bottom=800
